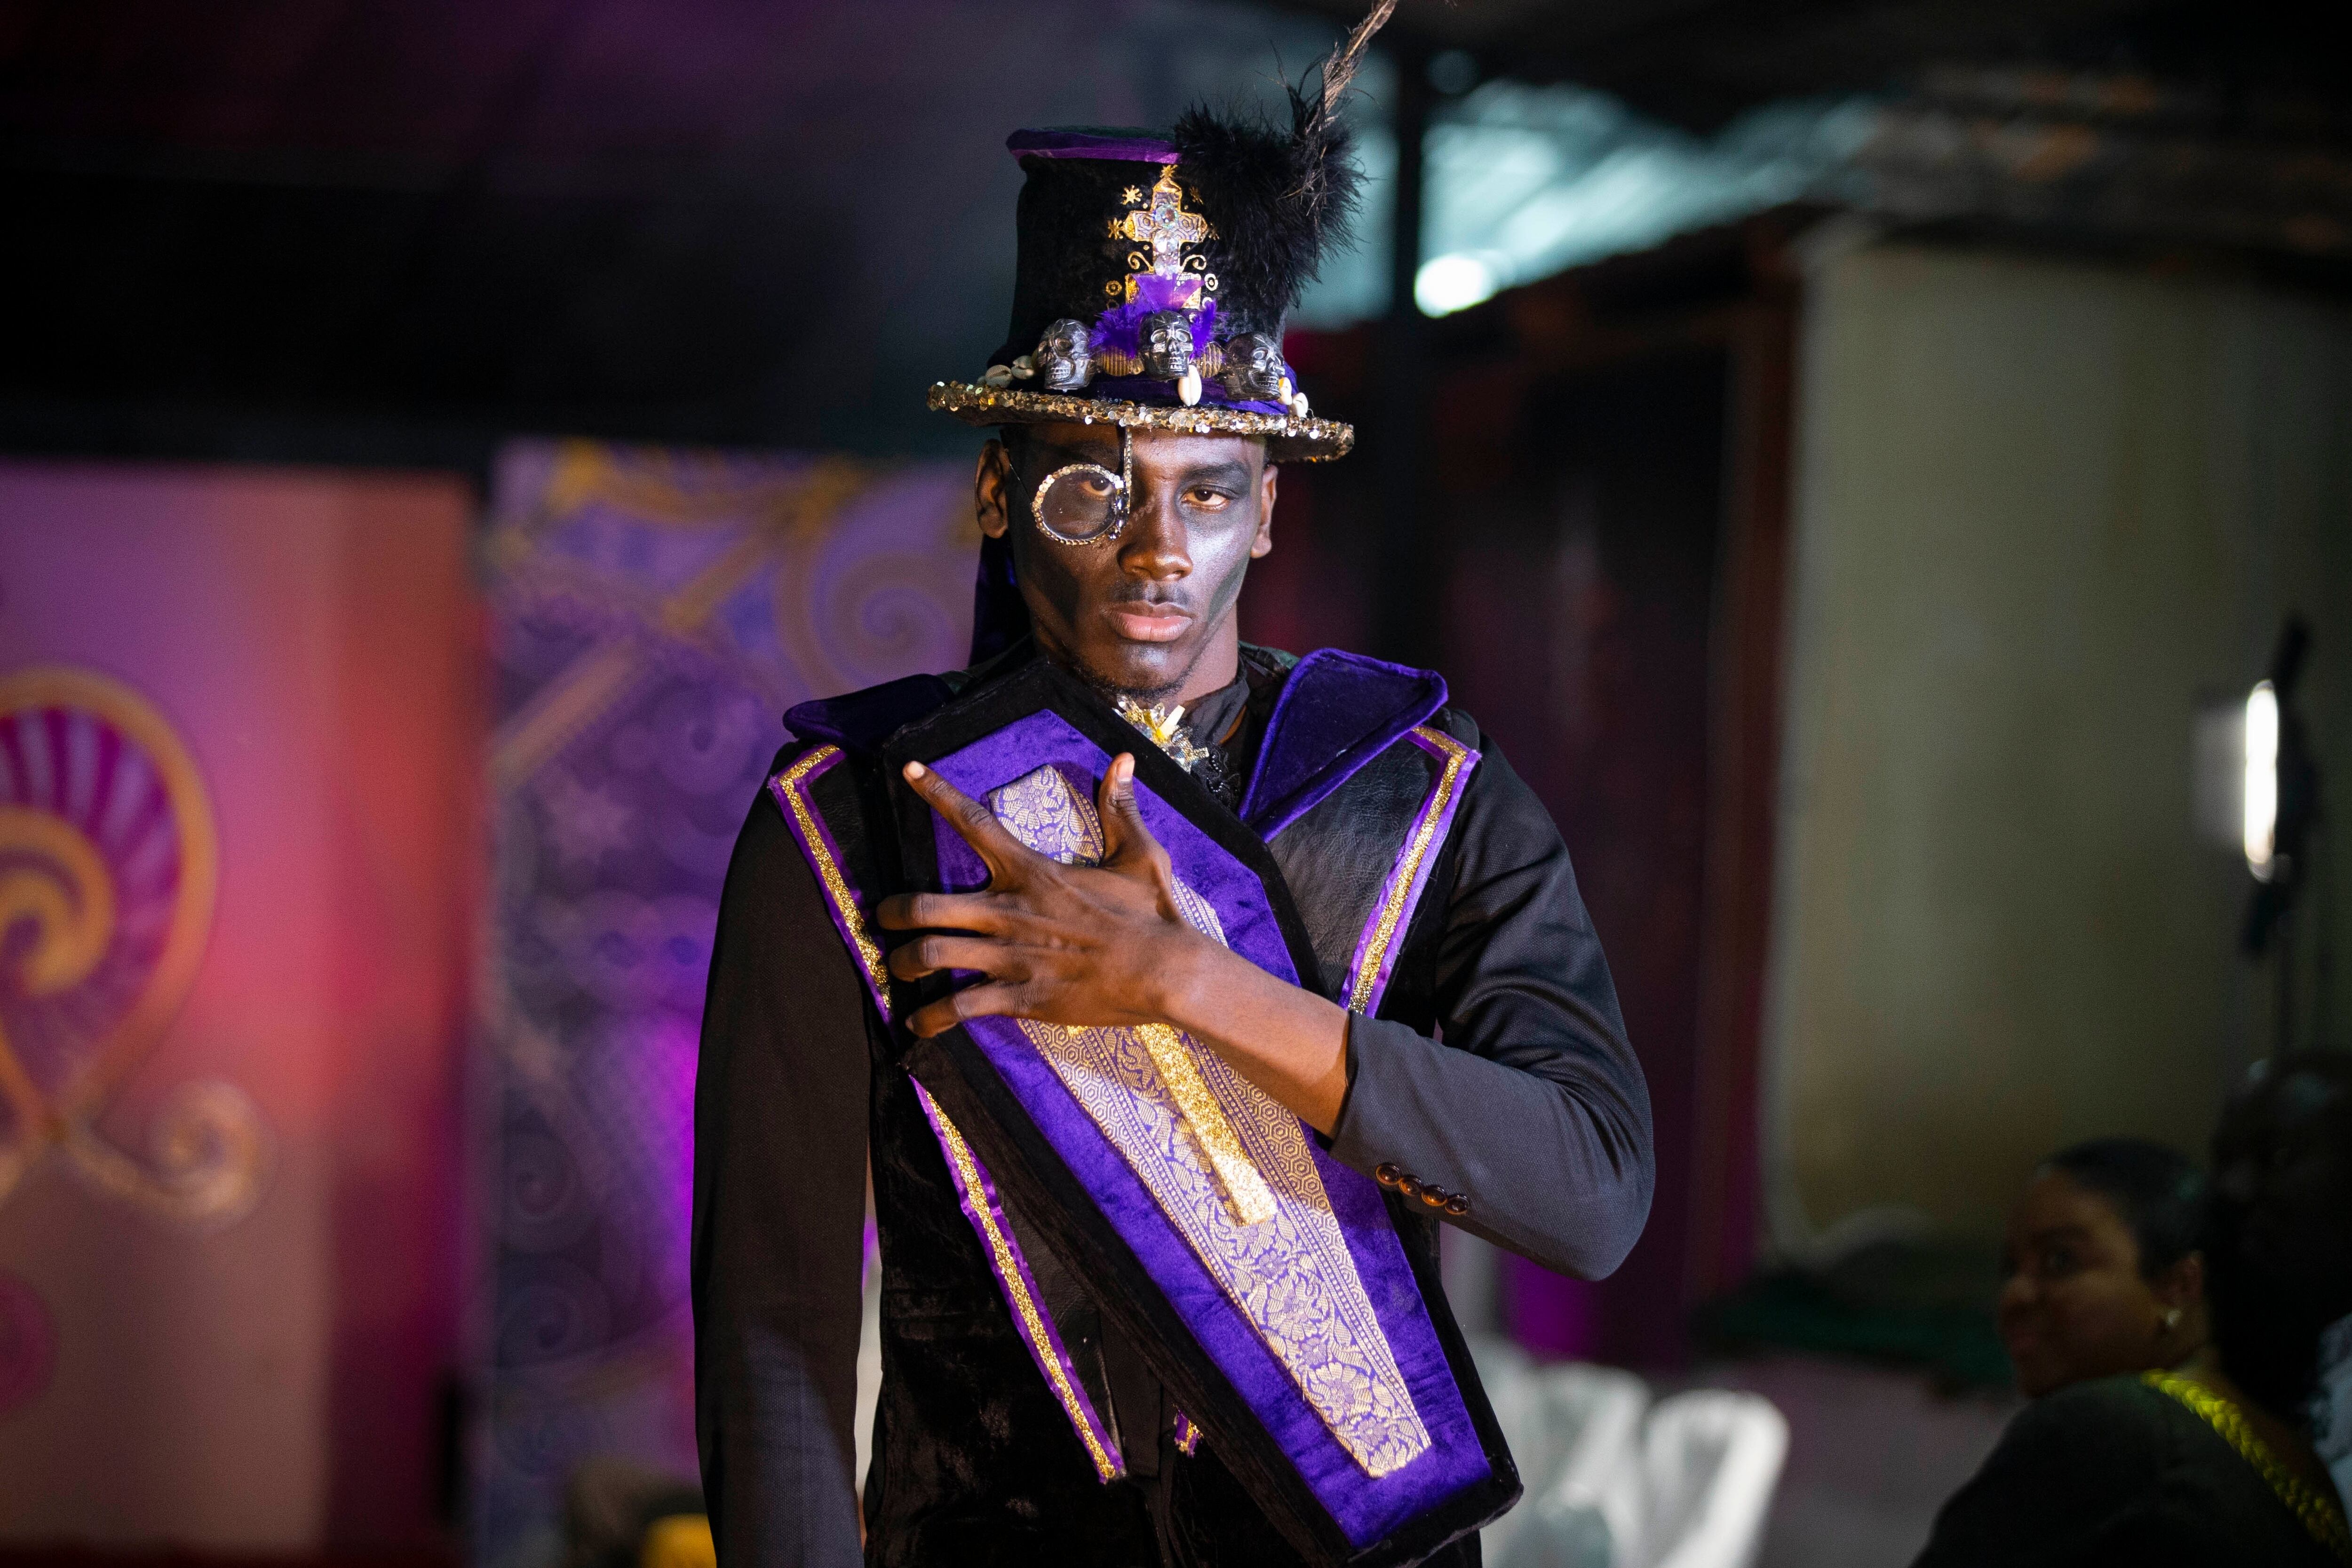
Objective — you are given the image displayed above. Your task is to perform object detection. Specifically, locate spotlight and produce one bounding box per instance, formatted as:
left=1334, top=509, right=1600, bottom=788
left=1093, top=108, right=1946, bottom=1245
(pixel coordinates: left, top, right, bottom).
left=2244, top=679, right=2279, bottom=882
left=2239, top=617, right=2323, bottom=1057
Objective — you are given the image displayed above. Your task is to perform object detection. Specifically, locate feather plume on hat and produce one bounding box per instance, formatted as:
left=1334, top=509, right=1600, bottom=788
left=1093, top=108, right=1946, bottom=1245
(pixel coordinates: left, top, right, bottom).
left=1168, top=0, right=1395, bottom=338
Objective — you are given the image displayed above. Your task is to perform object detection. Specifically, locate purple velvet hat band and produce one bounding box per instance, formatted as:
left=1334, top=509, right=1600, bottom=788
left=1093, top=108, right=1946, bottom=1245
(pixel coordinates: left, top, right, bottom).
left=1007, top=127, right=1180, bottom=164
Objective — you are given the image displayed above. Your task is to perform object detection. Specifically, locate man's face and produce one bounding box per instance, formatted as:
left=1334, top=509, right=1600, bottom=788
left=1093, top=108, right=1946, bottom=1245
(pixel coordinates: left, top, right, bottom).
left=976, top=422, right=1277, bottom=698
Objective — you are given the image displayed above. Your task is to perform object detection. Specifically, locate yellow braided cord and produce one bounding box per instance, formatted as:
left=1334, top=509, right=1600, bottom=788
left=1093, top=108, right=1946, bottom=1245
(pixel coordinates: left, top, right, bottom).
left=2140, top=1371, right=2352, bottom=1563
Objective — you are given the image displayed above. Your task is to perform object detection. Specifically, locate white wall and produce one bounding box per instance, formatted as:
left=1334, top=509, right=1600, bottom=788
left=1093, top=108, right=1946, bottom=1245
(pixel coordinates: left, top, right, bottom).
left=1765, top=242, right=2352, bottom=1243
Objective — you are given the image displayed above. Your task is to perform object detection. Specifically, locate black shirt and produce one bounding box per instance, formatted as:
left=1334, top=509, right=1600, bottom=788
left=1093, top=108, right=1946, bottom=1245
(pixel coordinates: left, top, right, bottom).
left=1914, top=1375, right=2351, bottom=1568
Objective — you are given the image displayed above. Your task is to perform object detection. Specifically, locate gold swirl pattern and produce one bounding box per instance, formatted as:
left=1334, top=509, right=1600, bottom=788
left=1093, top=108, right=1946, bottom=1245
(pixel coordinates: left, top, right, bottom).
left=985, top=764, right=1430, bottom=1477
left=1346, top=727, right=1472, bottom=1015
left=0, top=667, right=266, bottom=1228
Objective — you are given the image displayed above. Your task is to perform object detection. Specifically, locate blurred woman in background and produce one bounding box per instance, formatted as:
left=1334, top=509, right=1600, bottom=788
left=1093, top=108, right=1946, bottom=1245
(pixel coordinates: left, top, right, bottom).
left=1995, top=1138, right=2209, bottom=1399
left=1915, top=1056, right=2352, bottom=1567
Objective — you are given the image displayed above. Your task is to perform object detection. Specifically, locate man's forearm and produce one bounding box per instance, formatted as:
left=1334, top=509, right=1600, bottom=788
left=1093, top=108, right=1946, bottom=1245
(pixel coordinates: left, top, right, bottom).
left=1154, top=937, right=1351, bottom=1134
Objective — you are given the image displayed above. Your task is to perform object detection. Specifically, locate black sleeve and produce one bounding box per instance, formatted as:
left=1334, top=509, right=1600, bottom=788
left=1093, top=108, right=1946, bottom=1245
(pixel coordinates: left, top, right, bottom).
left=1910, top=1384, right=2170, bottom=1568
left=692, top=784, right=872, bottom=1567
left=1326, top=734, right=1654, bottom=1280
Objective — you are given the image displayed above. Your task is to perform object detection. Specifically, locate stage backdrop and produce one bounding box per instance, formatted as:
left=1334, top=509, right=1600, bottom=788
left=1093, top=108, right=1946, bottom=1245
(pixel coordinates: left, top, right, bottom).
left=475, top=443, right=973, bottom=1568
left=0, top=462, right=479, bottom=1551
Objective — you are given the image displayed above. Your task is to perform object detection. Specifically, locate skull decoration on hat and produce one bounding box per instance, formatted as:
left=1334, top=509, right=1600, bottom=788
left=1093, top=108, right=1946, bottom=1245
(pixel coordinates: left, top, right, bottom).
left=1139, top=309, right=1197, bottom=386
left=1221, top=330, right=1307, bottom=414
left=1033, top=318, right=1095, bottom=393
left=929, top=4, right=1391, bottom=463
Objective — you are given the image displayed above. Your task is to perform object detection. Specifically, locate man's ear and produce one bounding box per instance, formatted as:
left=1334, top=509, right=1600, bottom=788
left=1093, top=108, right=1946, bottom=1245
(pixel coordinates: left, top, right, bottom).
left=976, top=438, right=1012, bottom=541
left=2154, top=1250, right=2206, bottom=1312
left=1250, top=461, right=1279, bottom=560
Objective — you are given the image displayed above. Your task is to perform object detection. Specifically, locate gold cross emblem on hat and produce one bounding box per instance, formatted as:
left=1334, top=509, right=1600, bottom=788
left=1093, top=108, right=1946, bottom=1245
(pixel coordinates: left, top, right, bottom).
left=1116, top=166, right=1209, bottom=279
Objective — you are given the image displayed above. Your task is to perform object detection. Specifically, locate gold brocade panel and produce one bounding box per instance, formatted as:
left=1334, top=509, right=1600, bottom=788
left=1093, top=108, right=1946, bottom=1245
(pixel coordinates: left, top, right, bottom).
left=985, top=764, right=1430, bottom=1477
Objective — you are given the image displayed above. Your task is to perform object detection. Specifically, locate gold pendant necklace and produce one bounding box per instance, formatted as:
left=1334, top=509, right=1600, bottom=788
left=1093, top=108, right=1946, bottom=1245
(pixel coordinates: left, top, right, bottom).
left=1115, top=695, right=1211, bottom=772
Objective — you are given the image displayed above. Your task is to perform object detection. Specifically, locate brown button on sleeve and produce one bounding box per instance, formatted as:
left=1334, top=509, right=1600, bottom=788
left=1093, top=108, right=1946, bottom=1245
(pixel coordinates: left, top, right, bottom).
left=1374, top=1162, right=1403, bottom=1188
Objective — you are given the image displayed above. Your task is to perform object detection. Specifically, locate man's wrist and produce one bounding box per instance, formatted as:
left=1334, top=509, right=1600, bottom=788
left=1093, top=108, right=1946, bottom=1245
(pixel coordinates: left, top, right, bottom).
left=1146, top=928, right=1230, bottom=1029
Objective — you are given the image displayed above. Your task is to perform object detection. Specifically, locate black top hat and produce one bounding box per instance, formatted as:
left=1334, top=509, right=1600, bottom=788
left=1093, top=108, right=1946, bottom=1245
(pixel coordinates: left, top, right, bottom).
left=928, top=4, right=1395, bottom=463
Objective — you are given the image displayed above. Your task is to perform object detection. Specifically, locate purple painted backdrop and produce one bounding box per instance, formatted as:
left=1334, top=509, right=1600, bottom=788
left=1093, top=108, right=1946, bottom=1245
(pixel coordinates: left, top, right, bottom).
left=477, top=442, right=974, bottom=1566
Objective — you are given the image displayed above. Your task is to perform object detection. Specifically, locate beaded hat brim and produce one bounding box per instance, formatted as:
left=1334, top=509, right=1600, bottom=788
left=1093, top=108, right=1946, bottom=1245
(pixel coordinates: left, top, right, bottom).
left=928, top=380, right=1353, bottom=463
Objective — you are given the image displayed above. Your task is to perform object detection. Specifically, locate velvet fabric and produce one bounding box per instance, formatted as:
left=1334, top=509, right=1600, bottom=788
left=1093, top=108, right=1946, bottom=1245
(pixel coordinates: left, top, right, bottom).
left=1240, top=651, right=1451, bottom=840
left=764, top=747, right=890, bottom=1019
left=861, top=1046, right=1160, bottom=1563
left=919, top=708, right=1493, bottom=1551
left=770, top=746, right=1128, bottom=1481
left=786, top=674, right=957, bottom=756
left=908, top=1078, right=1126, bottom=1480
left=1007, top=127, right=1180, bottom=163
left=989, top=143, right=1299, bottom=372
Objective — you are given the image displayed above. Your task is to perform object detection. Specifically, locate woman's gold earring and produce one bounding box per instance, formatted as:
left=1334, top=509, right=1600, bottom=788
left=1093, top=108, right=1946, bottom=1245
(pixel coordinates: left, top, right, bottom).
left=2162, top=1308, right=2183, bottom=1331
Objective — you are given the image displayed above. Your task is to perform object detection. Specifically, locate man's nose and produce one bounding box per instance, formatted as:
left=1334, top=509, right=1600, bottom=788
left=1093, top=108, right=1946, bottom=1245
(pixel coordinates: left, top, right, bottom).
left=1118, top=484, right=1193, bottom=580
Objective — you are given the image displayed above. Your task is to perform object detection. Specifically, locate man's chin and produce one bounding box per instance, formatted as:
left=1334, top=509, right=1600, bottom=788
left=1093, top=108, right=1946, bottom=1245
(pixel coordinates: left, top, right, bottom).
left=1067, top=636, right=1200, bottom=703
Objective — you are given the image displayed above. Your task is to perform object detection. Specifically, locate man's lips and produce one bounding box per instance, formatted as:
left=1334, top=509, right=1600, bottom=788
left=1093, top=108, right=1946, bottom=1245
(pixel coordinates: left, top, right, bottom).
left=1107, top=603, right=1194, bottom=643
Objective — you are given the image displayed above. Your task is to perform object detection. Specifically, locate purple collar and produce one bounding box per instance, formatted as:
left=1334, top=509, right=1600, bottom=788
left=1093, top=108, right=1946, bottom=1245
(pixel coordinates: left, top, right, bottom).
left=1240, top=650, right=1450, bottom=839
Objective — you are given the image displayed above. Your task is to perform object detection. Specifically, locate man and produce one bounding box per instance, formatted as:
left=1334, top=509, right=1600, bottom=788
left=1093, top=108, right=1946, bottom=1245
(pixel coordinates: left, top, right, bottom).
left=693, top=17, right=1653, bottom=1566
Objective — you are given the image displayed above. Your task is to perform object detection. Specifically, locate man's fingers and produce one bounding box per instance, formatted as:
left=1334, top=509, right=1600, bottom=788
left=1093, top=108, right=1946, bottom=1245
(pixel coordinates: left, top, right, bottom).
left=906, top=982, right=1029, bottom=1038
left=874, top=890, right=1012, bottom=932
left=885, top=933, right=1023, bottom=982
left=1097, top=751, right=1172, bottom=877
left=902, top=760, right=1034, bottom=876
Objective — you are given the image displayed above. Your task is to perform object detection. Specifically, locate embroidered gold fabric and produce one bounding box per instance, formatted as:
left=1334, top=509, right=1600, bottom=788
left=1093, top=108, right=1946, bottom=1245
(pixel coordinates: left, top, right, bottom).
left=1132, top=1021, right=1278, bottom=1226
left=985, top=768, right=1264, bottom=1222
left=1346, top=726, right=1471, bottom=1013
left=2141, top=1371, right=2352, bottom=1563
left=985, top=763, right=1432, bottom=1477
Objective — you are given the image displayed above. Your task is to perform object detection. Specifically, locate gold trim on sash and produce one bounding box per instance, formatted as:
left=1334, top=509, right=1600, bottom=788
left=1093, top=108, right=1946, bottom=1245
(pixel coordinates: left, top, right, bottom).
left=775, top=746, right=891, bottom=1005
left=1346, top=727, right=1470, bottom=1015
left=926, top=1088, right=1125, bottom=1483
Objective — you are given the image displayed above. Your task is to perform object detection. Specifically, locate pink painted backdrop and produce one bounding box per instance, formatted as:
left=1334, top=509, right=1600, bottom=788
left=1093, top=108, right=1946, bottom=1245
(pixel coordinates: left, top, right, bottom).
left=0, top=462, right=481, bottom=1552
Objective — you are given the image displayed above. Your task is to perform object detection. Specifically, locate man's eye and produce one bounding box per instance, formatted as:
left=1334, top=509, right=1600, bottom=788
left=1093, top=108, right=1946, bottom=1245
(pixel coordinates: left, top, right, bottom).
left=2043, top=1246, right=2077, bottom=1275
left=1186, top=487, right=1232, bottom=507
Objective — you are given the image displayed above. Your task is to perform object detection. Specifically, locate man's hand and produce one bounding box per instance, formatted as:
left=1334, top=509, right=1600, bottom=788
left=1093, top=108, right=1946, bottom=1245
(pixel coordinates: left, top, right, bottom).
left=876, top=752, right=1355, bottom=1133
left=877, top=753, right=1212, bottom=1039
